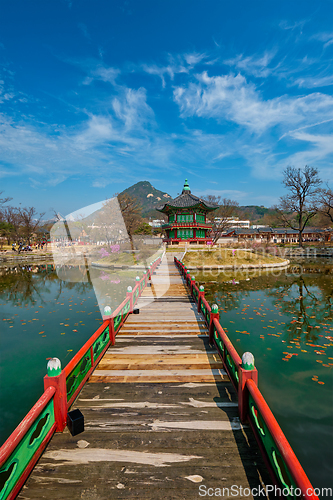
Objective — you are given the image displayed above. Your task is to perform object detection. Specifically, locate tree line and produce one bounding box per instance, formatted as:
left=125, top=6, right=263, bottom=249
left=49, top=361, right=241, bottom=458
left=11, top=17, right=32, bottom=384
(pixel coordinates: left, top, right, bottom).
left=203, top=166, right=333, bottom=246
left=1, top=166, right=332, bottom=249
left=0, top=194, right=48, bottom=247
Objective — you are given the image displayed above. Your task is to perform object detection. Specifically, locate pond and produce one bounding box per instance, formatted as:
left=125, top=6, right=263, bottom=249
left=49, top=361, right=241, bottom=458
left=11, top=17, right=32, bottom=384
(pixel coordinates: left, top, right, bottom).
left=0, top=258, right=332, bottom=493
left=0, top=261, right=138, bottom=446
left=197, top=259, right=333, bottom=493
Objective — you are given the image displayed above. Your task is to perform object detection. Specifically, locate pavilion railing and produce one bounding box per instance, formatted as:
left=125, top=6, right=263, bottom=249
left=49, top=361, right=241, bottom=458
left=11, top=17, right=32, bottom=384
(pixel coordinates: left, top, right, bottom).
left=174, top=256, right=319, bottom=500
left=0, top=256, right=162, bottom=500
left=161, top=221, right=212, bottom=228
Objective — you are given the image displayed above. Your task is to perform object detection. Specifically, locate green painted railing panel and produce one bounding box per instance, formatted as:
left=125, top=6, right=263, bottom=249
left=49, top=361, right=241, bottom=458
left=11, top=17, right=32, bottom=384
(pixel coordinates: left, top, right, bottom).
left=200, top=302, right=208, bottom=325
left=248, top=394, right=298, bottom=500
left=225, top=350, right=239, bottom=388
left=200, top=302, right=210, bottom=324
left=122, top=300, right=130, bottom=316
left=66, top=351, right=92, bottom=402
left=92, top=326, right=109, bottom=363
left=214, top=329, right=225, bottom=357
left=134, top=288, right=139, bottom=302
left=113, top=313, right=122, bottom=331
left=0, top=399, right=55, bottom=500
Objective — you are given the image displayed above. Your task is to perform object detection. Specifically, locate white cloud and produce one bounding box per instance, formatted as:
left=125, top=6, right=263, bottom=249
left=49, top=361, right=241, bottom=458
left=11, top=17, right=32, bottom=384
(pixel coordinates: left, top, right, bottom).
left=174, top=71, right=333, bottom=134
left=294, top=74, right=333, bottom=88
left=286, top=132, right=333, bottom=178
left=142, top=52, right=206, bottom=88
left=142, top=63, right=177, bottom=88
left=224, top=50, right=277, bottom=78
left=312, top=31, right=333, bottom=49
left=279, top=19, right=307, bottom=31
left=83, top=65, right=120, bottom=86
left=112, top=87, right=154, bottom=131
left=184, top=52, right=206, bottom=66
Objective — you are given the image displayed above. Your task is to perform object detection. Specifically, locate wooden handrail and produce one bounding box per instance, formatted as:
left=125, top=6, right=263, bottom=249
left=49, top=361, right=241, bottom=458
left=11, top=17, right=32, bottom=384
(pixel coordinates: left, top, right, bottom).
left=246, top=379, right=319, bottom=500
left=201, top=296, right=211, bottom=314
left=111, top=295, right=130, bottom=319
left=0, top=386, right=56, bottom=467
left=213, top=317, right=242, bottom=366
left=64, top=320, right=109, bottom=377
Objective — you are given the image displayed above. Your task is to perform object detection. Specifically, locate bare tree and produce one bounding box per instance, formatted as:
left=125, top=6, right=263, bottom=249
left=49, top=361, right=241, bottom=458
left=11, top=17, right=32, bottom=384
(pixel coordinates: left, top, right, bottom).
left=0, top=192, right=13, bottom=229
left=2, top=207, right=21, bottom=243
left=18, top=207, right=45, bottom=245
left=316, top=187, right=333, bottom=224
left=0, top=191, right=12, bottom=209
left=277, top=166, right=322, bottom=247
left=117, top=193, right=142, bottom=237
left=202, top=195, right=239, bottom=244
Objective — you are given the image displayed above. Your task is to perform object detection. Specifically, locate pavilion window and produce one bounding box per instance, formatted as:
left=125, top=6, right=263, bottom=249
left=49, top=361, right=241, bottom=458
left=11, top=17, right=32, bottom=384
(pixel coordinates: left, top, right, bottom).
left=178, top=213, right=193, bottom=222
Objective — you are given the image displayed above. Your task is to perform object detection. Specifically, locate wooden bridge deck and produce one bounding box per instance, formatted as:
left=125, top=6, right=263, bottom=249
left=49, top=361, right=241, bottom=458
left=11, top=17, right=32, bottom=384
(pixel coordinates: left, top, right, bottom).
left=18, top=255, right=271, bottom=500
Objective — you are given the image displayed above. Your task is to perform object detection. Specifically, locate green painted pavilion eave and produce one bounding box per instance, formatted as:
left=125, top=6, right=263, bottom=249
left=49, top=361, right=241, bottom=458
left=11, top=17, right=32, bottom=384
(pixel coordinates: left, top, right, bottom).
left=156, top=202, right=218, bottom=214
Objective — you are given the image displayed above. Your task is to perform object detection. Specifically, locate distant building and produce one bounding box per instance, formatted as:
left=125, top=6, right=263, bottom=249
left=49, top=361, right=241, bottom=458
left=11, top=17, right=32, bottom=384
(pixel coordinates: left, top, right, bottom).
left=224, top=227, right=330, bottom=243
left=156, top=179, right=218, bottom=244
left=214, top=216, right=250, bottom=228
left=148, top=220, right=164, bottom=228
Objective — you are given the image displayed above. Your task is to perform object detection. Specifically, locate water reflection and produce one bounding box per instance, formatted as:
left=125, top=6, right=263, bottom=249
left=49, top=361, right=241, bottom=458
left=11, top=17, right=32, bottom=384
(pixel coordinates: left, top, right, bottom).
left=0, top=263, right=92, bottom=306
left=0, top=262, right=102, bottom=446
left=199, top=263, right=333, bottom=344
left=198, top=260, right=333, bottom=492
left=266, top=275, right=333, bottom=342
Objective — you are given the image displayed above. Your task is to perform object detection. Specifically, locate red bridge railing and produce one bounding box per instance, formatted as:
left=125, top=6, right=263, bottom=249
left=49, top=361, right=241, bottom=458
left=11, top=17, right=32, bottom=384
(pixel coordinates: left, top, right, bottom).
left=0, top=256, right=162, bottom=500
left=174, top=256, right=319, bottom=500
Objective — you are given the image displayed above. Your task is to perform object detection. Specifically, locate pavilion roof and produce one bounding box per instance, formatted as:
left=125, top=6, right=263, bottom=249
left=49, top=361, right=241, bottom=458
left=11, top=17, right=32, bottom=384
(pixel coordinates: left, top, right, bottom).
left=156, top=179, right=219, bottom=213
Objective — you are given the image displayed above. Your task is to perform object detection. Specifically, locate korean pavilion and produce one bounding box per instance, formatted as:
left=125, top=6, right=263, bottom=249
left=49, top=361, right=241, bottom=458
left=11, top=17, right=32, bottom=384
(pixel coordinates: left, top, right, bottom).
left=157, top=179, right=219, bottom=244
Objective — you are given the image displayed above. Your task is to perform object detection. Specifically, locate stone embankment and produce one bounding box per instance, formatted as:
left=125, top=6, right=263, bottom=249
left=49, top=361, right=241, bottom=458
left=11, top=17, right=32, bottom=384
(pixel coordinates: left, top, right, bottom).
left=285, top=247, right=333, bottom=258
left=184, top=259, right=290, bottom=271
left=0, top=252, right=52, bottom=263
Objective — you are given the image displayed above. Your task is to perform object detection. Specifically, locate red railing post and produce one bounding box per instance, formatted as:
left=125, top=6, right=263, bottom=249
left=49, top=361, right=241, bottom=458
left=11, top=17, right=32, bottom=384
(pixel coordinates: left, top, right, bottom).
left=135, top=276, right=141, bottom=298
left=209, top=304, right=219, bottom=343
left=43, top=358, right=67, bottom=432
left=238, top=352, right=258, bottom=423
left=190, top=275, right=195, bottom=295
left=109, top=318, right=115, bottom=345
left=198, top=285, right=204, bottom=312
left=126, top=286, right=134, bottom=313
left=185, top=269, right=190, bottom=285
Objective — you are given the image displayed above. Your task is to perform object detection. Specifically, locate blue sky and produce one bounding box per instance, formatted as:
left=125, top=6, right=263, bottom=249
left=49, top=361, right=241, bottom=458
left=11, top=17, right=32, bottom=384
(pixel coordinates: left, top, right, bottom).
left=1, top=0, right=333, bottom=216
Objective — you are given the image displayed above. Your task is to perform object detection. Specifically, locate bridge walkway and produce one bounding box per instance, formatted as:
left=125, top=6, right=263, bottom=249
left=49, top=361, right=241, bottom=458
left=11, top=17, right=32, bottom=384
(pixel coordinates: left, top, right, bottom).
left=18, top=254, right=271, bottom=500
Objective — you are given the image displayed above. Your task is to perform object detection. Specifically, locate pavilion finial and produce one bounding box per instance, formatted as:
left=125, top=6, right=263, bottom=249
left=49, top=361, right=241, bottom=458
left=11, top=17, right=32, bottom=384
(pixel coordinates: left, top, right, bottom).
left=182, top=178, right=191, bottom=193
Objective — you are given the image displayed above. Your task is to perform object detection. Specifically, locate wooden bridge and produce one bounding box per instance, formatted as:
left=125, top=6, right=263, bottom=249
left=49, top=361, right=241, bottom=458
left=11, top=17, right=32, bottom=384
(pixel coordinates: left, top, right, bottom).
left=0, top=254, right=318, bottom=500
left=16, top=255, right=270, bottom=499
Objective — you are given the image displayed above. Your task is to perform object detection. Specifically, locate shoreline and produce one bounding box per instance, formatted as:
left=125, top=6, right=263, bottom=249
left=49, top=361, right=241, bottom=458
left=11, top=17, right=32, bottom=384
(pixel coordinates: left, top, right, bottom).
left=91, top=261, right=149, bottom=270
left=183, top=259, right=290, bottom=270
left=0, top=252, right=53, bottom=264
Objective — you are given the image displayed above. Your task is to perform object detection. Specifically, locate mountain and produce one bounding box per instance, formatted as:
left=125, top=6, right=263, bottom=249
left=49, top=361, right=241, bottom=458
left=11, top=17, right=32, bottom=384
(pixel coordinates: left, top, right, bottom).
left=237, top=205, right=276, bottom=223
left=120, top=181, right=172, bottom=218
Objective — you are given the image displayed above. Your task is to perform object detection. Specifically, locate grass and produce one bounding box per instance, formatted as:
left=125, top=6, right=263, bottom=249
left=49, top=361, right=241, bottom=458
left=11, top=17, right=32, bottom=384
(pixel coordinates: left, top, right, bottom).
left=92, top=245, right=162, bottom=267
left=182, top=249, right=286, bottom=267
